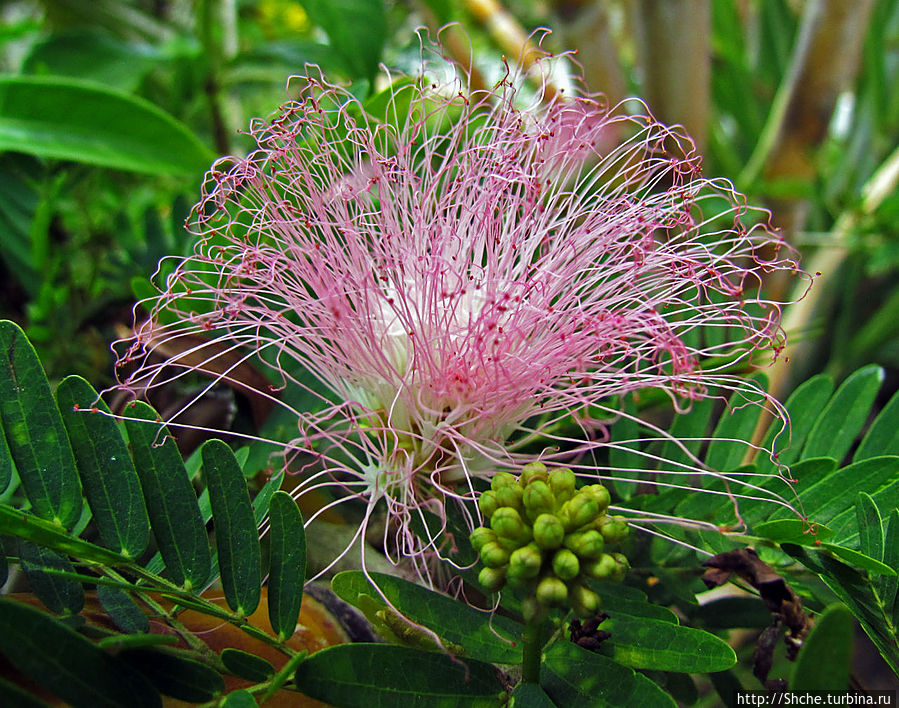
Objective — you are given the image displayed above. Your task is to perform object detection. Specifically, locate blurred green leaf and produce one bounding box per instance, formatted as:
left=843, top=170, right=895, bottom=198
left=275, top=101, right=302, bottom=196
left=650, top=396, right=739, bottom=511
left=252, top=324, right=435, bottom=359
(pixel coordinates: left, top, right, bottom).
left=221, top=648, right=274, bottom=682
left=124, top=402, right=211, bottom=590
left=791, top=604, right=854, bottom=691
left=0, top=675, right=56, bottom=707
left=19, top=540, right=84, bottom=616
left=298, top=0, right=386, bottom=81
left=221, top=689, right=258, bottom=708
left=0, top=597, right=161, bottom=708
left=802, top=365, right=883, bottom=461
left=0, top=76, right=212, bottom=175
left=202, top=439, right=261, bottom=617
left=267, top=491, right=306, bottom=642
left=542, top=642, right=676, bottom=707
left=97, top=585, right=150, bottom=634
left=57, top=376, right=150, bottom=559
left=332, top=570, right=523, bottom=664
left=511, top=683, right=556, bottom=707
left=0, top=319, right=82, bottom=528
left=293, top=643, right=504, bottom=707
left=121, top=648, right=224, bottom=703
left=705, top=375, right=767, bottom=473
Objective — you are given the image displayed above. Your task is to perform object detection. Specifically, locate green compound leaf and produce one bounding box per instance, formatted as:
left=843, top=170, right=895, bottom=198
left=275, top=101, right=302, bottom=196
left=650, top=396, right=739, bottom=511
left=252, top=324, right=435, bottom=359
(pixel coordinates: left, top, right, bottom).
left=293, top=643, right=504, bottom=708
left=597, top=615, right=736, bottom=672
left=18, top=540, right=84, bottom=616
left=120, top=649, right=224, bottom=703
left=267, top=491, right=306, bottom=642
left=542, top=642, right=676, bottom=707
left=332, top=570, right=523, bottom=664
left=202, top=439, right=261, bottom=617
left=0, top=503, right=130, bottom=565
left=790, top=604, right=854, bottom=691
left=705, top=375, right=767, bottom=473
left=0, top=597, right=161, bottom=708
left=0, top=320, right=82, bottom=528
left=221, top=648, right=274, bottom=682
left=124, top=402, right=210, bottom=590
left=0, top=76, right=212, bottom=175
left=56, top=376, right=150, bottom=559
left=802, top=365, right=883, bottom=462
left=97, top=585, right=150, bottom=634
left=756, top=373, right=834, bottom=474
left=856, top=492, right=885, bottom=562
left=855, top=388, right=899, bottom=461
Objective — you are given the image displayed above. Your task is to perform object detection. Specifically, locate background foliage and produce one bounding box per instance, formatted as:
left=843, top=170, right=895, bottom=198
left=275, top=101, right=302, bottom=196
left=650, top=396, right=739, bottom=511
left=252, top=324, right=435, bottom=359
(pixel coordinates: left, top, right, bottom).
left=1, top=0, right=898, bottom=706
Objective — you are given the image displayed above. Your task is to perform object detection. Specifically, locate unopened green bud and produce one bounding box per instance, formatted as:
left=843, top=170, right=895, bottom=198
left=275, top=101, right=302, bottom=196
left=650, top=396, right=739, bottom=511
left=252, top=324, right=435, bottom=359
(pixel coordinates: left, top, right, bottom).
left=552, top=548, right=580, bottom=580
left=610, top=552, right=630, bottom=581
left=598, top=515, right=629, bottom=545
left=564, top=529, right=604, bottom=559
left=536, top=576, right=569, bottom=606
left=470, top=526, right=496, bottom=553
left=570, top=584, right=601, bottom=617
left=533, top=513, right=565, bottom=549
left=523, top=480, right=554, bottom=520
left=520, top=461, right=548, bottom=486
left=548, top=467, right=576, bottom=502
left=491, top=507, right=531, bottom=544
left=562, top=493, right=600, bottom=531
left=491, top=472, right=518, bottom=491
left=580, top=484, right=611, bottom=513
left=508, top=542, right=542, bottom=581
left=583, top=553, right=617, bottom=580
left=495, top=483, right=524, bottom=511
left=478, top=566, right=507, bottom=593
left=480, top=541, right=510, bottom=568
left=478, top=490, right=499, bottom=519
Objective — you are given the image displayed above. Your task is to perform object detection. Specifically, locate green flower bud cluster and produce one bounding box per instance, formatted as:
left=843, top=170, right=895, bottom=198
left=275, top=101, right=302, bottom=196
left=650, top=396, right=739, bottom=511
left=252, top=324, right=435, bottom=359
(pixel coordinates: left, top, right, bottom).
left=470, top=462, right=630, bottom=618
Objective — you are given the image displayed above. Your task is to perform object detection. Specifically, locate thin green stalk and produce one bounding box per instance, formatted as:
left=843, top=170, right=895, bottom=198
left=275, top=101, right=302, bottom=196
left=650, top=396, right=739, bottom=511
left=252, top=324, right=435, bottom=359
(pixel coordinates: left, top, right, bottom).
left=521, top=614, right=547, bottom=684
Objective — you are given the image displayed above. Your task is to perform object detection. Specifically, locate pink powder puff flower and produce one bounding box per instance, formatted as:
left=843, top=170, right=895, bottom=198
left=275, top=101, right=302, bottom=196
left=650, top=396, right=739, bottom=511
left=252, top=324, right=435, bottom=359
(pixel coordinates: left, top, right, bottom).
left=115, top=45, right=807, bottom=585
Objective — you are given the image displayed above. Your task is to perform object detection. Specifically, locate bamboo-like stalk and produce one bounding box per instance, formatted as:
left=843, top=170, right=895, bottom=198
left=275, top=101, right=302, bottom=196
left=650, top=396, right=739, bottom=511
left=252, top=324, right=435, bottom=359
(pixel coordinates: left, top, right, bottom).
left=551, top=0, right=627, bottom=103
left=631, top=0, right=711, bottom=152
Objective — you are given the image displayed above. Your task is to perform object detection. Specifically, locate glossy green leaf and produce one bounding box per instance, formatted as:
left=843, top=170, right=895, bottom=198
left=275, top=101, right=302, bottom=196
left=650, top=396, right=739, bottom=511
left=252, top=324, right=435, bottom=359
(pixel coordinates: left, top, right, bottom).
left=252, top=469, right=284, bottom=524
left=589, top=581, right=678, bottom=623
left=267, top=491, right=306, bottom=641
left=782, top=543, right=899, bottom=675
left=791, top=604, right=854, bottom=691
left=0, top=597, right=161, bottom=708
left=221, top=689, right=258, bottom=708
left=705, top=375, right=767, bottom=473
left=607, top=397, right=642, bottom=499
left=856, top=492, right=884, bottom=562
left=0, top=76, right=212, bottom=175
left=597, top=615, right=736, bottom=672
left=121, top=649, right=224, bottom=703
left=690, top=596, right=771, bottom=629
left=19, top=540, right=84, bottom=615
left=818, top=544, right=896, bottom=576
left=542, top=642, right=676, bottom=707
left=97, top=585, right=149, bottom=634
left=0, top=503, right=130, bottom=565
left=879, top=510, right=899, bottom=625
left=803, top=365, right=883, bottom=461
left=0, top=420, right=11, bottom=495
left=511, top=683, right=556, bottom=707
left=753, top=519, right=833, bottom=545
left=855, top=389, right=899, bottom=461
left=221, top=648, right=274, bottom=682
left=57, top=376, right=150, bottom=559
left=757, top=374, right=834, bottom=474
left=298, top=0, right=386, bottom=81
left=0, top=320, right=82, bottom=528
left=202, top=439, right=261, bottom=617
left=124, top=402, right=210, bottom=590
left=293, top=644, right=504, bottom=707
left=332, top=570, right=523, bottom=663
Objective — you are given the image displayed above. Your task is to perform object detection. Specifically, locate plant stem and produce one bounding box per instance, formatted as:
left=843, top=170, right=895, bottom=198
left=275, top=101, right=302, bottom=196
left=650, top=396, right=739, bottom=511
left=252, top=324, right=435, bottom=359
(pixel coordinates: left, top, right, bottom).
left=521, top=614, right=547, bottom=684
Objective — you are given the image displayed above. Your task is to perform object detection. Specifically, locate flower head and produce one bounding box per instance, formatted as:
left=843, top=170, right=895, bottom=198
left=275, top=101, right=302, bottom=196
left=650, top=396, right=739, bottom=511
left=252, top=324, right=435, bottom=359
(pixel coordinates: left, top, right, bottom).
left=116, top=44, right=805, bottom=583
